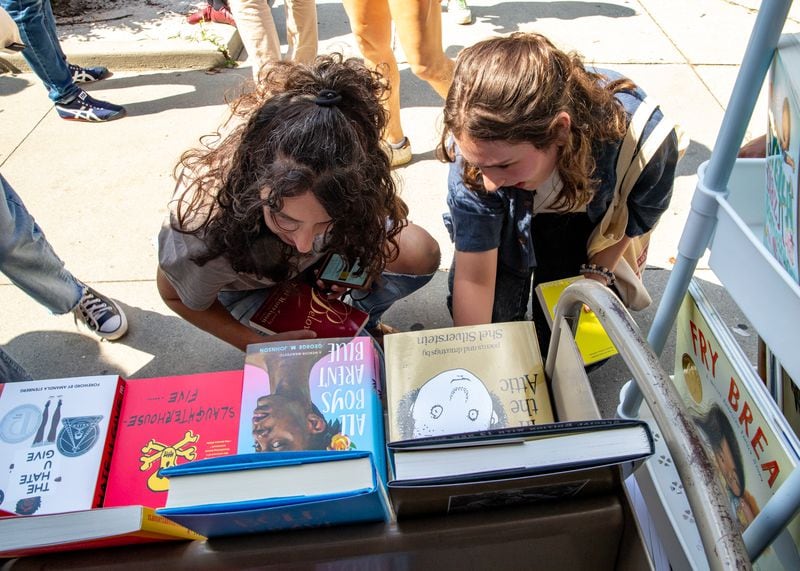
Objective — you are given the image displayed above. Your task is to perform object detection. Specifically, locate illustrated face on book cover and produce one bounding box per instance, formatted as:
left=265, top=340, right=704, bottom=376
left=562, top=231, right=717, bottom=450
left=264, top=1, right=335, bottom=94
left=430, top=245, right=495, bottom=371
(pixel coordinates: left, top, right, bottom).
left=680, top=354, right=757, bottom=531
left=407, top=368, right=501, bottom=439
left=252, top=393, right=338, bottom=452
left=248, top=352, right=345, bottom=453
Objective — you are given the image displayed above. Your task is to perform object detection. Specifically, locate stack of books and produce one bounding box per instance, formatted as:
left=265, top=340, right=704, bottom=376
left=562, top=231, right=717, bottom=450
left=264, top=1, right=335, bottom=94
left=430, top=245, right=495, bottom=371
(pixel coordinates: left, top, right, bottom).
left=0, top=321, right=654, bottom=558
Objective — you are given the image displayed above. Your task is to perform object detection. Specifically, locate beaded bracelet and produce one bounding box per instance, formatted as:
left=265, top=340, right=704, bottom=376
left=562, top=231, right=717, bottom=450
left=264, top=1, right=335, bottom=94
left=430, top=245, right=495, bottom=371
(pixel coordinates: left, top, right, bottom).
left=579, top=263, right=616, bottom=287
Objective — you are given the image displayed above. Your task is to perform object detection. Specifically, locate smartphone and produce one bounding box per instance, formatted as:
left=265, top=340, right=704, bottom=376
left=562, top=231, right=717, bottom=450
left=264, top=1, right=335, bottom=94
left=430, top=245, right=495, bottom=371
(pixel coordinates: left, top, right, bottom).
left=316, top=253, right=371, bottom=290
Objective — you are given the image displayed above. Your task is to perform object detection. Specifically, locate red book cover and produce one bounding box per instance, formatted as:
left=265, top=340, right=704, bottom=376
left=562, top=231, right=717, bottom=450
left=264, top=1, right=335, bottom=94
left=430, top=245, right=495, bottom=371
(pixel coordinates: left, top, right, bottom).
left=249, top=280, right=369, bottom=337
left=103, top=371, right=243, bottom=509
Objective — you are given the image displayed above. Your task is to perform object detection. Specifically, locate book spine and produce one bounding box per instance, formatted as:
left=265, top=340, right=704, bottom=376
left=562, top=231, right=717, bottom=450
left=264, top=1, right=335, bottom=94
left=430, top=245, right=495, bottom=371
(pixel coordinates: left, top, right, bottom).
left=92, top=378, right=126, bottom=507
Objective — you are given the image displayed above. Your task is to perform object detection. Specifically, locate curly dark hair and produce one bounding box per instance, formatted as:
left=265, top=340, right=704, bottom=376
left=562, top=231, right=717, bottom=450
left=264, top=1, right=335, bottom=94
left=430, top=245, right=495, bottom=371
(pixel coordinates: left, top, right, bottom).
left=173, top=54, right=409, bottom=282
left=439, top=32, right=635, bottom=211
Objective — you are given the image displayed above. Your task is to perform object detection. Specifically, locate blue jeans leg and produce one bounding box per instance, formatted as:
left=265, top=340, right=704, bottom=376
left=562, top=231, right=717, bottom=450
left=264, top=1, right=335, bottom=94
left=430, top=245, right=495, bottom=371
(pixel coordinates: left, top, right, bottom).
left=0, top=0, right=79, bottom=103
left=0, top=174, right=83, bottom=313
left=218, top=289, right=272, bottom=328
left=350, top=270, right=436, bottom=330
left=0, top=346, right=33, bottom=383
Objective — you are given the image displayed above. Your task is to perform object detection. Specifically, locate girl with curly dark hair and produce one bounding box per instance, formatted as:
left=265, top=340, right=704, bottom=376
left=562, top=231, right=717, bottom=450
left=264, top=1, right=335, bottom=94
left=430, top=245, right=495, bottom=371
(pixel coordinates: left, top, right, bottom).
left=157, top=54, right=440, bottom=351
left=439, top=32, right=679, bottom=351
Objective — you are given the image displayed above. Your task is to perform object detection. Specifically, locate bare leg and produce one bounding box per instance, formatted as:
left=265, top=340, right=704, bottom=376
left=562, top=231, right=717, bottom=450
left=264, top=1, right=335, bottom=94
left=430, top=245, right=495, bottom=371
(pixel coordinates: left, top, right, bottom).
left=386, top=222, right=441, bottom=275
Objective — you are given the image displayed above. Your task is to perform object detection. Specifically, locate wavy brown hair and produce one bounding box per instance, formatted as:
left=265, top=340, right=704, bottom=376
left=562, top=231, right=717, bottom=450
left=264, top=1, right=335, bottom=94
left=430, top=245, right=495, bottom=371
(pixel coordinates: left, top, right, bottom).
left=174, top=54, right=408, bottom=282
left=439, top=32, right=634, bottom=211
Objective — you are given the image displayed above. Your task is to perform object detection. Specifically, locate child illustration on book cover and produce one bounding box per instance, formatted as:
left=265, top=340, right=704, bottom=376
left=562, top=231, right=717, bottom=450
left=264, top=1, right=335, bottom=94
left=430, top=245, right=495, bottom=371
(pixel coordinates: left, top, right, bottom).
left=681, top=354, right=760, bottom=530
left=679, top=348, right=800, bottom=569
left=241, top=338, right=379, bottom=454
left=397, top=368, right=506, bottom=439
left=766, top=58, right=800, bottom=280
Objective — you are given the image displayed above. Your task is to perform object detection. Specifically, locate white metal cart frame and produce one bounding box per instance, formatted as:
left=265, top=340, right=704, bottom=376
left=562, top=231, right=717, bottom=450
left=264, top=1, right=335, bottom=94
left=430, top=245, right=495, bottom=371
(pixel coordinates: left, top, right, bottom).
left=608, top=0, right=800, bottom=566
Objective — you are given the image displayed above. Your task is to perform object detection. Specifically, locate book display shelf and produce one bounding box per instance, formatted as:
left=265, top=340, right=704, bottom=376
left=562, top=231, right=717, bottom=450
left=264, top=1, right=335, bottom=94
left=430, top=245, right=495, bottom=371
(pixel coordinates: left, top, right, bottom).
left=616, top=1, right=800, bottom=569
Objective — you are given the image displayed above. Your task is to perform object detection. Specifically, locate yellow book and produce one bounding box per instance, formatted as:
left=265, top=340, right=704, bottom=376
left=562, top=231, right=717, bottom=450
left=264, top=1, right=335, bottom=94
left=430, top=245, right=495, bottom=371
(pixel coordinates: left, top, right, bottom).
left=535, top=276, right=618, bottom=366
left=0, top=505, right=204, bottom=558
left=384, top=321, right=554, bottom=443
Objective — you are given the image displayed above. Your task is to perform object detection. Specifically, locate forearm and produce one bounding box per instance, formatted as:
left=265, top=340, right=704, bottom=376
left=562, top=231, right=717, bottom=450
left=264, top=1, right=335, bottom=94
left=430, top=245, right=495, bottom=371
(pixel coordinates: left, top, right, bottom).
left=452, top=280, right=494, bottom=326
left=451, top=249, right=497, bottom=326
left=589, top=235, right=631, bottom=272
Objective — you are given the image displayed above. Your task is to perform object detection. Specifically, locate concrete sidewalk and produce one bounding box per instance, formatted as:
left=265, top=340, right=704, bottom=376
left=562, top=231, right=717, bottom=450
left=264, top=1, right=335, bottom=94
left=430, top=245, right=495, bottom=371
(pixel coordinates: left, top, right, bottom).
left=1, top=0, right=798, bottom=414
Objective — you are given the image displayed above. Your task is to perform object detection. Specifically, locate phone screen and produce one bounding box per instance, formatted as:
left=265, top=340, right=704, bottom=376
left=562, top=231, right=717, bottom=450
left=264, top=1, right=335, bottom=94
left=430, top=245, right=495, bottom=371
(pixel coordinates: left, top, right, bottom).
left=317, top=254, right=370, bottom=289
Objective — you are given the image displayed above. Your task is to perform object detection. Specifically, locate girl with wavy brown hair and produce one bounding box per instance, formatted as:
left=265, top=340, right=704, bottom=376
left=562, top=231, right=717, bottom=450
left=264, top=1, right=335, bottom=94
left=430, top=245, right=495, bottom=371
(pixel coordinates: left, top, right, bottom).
left=157, top=54, right=440, bottom=351
left=440, top=32, right=679, bottom=352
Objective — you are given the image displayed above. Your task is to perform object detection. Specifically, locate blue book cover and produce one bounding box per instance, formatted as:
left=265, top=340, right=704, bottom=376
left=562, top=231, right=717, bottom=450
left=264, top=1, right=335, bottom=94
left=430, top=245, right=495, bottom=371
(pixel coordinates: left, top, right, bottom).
left=156, top=488, right=389, bottom=538
left=238, top=337, right=387, bottom=480
left=157, top=451, right=390, bottom=537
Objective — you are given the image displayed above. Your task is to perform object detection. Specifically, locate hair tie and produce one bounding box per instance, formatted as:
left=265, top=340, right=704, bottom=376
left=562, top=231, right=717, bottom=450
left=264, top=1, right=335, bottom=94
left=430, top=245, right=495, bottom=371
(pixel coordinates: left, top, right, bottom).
left=314, top=89, right=342, bottom=107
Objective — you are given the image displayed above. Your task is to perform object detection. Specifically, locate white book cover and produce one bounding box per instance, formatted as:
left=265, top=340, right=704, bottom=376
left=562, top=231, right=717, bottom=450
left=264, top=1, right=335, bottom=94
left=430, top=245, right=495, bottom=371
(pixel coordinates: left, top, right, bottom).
left=0, top=375, right=122, bottom=515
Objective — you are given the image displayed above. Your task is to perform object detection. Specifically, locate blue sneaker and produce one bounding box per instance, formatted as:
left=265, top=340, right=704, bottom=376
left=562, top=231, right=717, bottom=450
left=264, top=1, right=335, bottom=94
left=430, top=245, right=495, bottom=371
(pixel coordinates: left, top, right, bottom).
left=55, top=90, right=126, bottom=122
left=72, top=285, right=129, bottom=341
left=68, top=63, right=111, bottom=83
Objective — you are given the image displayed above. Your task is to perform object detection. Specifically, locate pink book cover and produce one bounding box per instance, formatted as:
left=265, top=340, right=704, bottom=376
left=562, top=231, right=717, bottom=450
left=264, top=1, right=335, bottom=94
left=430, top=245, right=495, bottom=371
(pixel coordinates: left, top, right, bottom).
left=237, top=337, right=386, bottom=478
left=103, top=371, right=243, bottom=509
left=248, top=280, right=368, bottom=337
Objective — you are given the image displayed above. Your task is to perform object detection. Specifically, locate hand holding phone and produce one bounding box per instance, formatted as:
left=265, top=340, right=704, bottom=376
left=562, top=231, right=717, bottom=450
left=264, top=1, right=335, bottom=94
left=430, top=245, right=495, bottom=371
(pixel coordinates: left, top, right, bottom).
left=316, top=253, right=372, bottom=291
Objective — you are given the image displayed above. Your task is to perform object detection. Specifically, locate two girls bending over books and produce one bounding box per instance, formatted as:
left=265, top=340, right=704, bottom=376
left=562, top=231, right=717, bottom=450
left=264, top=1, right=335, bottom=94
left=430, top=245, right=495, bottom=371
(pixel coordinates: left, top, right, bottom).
left=157, top=33, right=680, bottom=354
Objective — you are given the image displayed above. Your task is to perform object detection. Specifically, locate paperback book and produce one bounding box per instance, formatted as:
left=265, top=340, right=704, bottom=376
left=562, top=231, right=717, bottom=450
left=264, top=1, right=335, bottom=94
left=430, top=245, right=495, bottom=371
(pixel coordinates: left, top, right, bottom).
left=668, top=280, right=800, bottom=569
left=0, top=375, right=124, bottom=516
left=765, top=33, right=800, bottom=282
left=153, top=337, right=389, bottom=537
left=238, top=336, right=385, bottom=473
left=384, top=321, right=554, bottom=443
left=248, top=279, right=369, bottom=337
left=534, top=276, right=618, bottom=366
left=0, top=505, right=204, bottom=557
left=103, top=370, right=244, bottom=509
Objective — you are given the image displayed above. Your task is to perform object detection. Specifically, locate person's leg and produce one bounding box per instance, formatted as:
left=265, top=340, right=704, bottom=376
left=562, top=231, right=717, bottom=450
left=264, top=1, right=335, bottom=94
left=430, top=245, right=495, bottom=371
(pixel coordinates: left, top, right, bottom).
left=387, top=0, right=454, bottom=99
left=0, top=174, right=128, bottom=339
left=529, top=213, right=596, bottom=355
left=218, top=289, right=273, bottom=326
left=341, top=0, right=405, bottom=145
left=283, top=0, right=317, bottom=63
left=228, top=0, right=282, bottom=81
left=0, top=0, right=79, bottom=103
left=350, top=222, right=440, bottom=328
left=0, top=173, right=83, bottom=313
left=0, top=346, right=33, bottom=383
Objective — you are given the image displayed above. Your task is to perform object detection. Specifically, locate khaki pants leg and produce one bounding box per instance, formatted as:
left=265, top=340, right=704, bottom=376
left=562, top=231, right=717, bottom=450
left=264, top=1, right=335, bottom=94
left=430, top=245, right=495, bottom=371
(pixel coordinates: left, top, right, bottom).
left=284, top=0, right=318, bottom=63
left=342, top=0, right=403, bottom=143
left=228, top=0, right=281, bottom=81
left=387, top=0, right=453, bottom=98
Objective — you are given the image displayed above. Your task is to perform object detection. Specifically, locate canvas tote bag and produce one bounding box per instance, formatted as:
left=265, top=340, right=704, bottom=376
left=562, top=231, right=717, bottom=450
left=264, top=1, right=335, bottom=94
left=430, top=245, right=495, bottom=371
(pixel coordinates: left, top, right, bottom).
left=587, top=98, right=684, bottom=311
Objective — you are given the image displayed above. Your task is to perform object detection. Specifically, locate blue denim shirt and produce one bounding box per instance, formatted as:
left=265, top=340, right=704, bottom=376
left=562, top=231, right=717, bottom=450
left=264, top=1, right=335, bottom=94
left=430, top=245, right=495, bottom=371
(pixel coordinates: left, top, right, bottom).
left=443, top=69, right=678, bottom=277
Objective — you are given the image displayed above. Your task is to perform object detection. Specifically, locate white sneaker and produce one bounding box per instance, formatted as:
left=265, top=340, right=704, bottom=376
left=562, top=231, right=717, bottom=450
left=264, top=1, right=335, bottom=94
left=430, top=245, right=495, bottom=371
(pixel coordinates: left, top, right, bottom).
left=447, top=0, right=473, bottom=25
